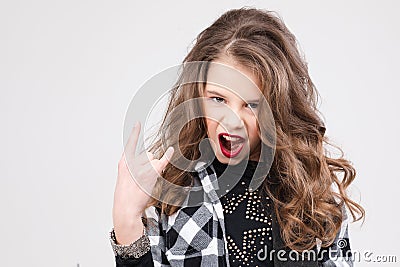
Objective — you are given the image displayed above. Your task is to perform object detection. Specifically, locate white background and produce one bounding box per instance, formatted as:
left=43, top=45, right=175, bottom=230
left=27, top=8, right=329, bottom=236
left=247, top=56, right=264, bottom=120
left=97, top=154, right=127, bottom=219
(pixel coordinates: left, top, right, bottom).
left=1, top=0, right=399, bottom=266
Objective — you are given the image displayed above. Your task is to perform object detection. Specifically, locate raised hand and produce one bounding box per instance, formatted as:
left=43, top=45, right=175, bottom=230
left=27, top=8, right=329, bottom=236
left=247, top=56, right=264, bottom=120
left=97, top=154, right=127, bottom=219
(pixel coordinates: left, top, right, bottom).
left=112, top=122, right=174, bottom=244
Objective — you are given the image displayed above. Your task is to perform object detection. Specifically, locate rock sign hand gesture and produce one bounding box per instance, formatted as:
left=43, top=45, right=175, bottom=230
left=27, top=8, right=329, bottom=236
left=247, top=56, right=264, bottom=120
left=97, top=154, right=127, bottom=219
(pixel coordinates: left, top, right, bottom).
left=112, top=122, right=174, bottom=245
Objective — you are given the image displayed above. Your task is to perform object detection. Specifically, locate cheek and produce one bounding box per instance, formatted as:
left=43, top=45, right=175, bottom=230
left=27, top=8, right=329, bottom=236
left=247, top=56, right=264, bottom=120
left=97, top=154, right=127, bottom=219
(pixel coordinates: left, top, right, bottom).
left=247, top=119, right=260, bottom=144
left=203, top=104, right=217, bottom=127
left=205, top=118, right=218, bottom=134
left=203, top=105, right=222, bottom=123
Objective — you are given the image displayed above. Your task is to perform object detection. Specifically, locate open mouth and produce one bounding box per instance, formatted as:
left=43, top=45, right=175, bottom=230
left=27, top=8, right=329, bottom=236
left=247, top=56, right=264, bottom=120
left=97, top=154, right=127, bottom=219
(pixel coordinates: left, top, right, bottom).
left=218, top=133, right=245, bottom=158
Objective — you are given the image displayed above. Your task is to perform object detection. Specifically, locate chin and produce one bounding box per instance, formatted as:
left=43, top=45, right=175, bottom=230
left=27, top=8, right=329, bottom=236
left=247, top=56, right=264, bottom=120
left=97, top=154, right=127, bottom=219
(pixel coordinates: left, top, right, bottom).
left=215, top=155, right=239, bottom=165
left=214, top=150, right=249, bottom=165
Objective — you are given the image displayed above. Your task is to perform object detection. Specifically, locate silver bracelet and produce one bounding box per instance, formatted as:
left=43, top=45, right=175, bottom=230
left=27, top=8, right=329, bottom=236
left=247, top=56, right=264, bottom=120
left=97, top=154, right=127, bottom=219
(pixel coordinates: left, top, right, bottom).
left=109, top=225, right=150, bottom=259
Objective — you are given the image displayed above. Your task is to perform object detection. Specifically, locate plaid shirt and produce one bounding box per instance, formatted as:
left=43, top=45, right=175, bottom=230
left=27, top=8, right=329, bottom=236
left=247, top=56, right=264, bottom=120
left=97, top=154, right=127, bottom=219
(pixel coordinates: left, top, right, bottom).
left=117, top=161, right=354, bottom=267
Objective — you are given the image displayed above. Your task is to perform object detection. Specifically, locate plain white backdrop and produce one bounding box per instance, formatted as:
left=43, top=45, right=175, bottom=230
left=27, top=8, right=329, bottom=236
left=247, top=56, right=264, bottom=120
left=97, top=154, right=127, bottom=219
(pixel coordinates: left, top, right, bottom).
left=1, top=0, right=399, bottom=266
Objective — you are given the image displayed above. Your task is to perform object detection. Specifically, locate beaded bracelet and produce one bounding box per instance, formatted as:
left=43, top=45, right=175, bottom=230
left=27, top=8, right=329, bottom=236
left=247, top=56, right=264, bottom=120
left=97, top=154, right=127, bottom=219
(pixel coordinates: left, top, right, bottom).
left=109, top=226, right=150, bottom=259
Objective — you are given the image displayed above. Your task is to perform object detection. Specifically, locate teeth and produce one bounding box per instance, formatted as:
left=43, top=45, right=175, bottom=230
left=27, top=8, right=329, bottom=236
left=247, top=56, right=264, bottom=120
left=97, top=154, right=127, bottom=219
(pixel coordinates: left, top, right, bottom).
left=222, top=135, right=241, bottom=142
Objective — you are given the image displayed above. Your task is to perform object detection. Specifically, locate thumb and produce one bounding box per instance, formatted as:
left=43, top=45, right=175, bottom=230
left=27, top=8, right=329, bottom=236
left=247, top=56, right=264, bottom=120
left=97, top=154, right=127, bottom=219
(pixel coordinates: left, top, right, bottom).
left=158, top=147, right=174, bottom=171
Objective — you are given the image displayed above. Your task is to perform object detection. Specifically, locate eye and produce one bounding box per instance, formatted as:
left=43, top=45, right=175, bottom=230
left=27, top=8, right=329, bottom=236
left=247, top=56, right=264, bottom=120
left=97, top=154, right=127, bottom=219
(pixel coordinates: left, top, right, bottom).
left=246, top=103, right=258, bottom=109
left=211, top=97, right=225, bottom=103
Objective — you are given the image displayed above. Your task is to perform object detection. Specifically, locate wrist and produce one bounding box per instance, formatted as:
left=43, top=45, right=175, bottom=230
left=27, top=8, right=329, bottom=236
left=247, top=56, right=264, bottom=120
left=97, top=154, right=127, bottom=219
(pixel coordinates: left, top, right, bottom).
left=113, top=217, right=144, bottom=245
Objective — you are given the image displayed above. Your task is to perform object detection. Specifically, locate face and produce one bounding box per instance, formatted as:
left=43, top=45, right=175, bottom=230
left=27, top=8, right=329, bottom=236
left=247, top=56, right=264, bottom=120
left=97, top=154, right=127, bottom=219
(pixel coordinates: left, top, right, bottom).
left=202, top=56, right=262, bottom=165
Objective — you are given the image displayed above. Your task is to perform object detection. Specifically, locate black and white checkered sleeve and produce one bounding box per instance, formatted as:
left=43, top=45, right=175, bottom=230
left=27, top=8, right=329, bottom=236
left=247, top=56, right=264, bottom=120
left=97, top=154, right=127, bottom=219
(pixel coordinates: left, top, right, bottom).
left=145, top=206, right=171, bottom=267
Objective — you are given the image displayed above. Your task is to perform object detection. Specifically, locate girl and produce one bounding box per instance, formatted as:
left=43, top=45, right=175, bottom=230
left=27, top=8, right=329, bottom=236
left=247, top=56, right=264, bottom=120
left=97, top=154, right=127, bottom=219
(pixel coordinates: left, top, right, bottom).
left=111, top=7, right=364, bottom=267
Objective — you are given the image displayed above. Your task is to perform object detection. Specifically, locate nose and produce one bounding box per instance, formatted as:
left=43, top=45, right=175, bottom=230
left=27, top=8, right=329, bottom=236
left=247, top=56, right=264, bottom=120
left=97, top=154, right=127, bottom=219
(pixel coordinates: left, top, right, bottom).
left=220, top=106, right=244, bottom=131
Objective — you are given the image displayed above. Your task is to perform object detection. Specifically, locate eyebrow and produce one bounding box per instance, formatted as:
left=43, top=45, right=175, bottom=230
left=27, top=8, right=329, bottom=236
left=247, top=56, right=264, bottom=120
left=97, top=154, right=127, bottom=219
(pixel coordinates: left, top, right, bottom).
left=206, top=90, right=225, bottom=98
left=205, top=90, right=260, bottom=103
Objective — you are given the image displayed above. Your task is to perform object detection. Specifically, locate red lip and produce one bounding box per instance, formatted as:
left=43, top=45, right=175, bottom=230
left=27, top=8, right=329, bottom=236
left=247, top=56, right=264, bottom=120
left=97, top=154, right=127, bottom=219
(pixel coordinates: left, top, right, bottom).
left=218, top=133, right=245, bottom=158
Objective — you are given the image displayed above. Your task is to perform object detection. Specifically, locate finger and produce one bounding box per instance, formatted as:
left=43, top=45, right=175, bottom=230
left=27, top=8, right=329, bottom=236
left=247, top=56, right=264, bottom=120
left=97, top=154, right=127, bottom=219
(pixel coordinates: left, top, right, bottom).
left=124, top=122, right=141, bottom=158
left=157, top=147, right=174, bottom=172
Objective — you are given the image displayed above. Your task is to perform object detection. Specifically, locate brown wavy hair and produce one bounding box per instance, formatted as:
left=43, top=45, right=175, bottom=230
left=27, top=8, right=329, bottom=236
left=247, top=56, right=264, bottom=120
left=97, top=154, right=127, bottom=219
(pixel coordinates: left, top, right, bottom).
left=147, top=7, right=365, bottom=252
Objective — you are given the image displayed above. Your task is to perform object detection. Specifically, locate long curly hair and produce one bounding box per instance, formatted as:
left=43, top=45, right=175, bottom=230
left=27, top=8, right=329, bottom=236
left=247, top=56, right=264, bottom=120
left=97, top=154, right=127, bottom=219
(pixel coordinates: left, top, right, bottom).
left=147, top=7, right=365, bottom=252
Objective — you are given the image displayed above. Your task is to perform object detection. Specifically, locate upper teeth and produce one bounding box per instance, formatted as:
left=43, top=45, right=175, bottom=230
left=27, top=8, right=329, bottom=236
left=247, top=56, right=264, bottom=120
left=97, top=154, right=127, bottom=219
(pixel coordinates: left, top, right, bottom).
left=223, top=135, right=240, bottom=142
